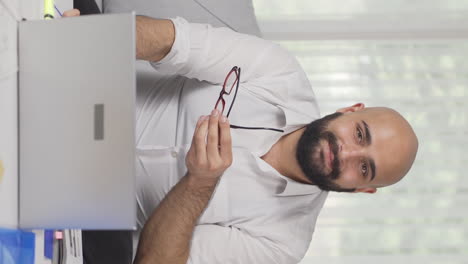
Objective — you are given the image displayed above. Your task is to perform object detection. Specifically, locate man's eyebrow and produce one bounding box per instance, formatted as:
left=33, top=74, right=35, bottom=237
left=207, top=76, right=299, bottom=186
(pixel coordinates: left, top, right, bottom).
left=369, top=158, right=376, bottom=181
left=362, top=120, right=372, bottom=145
left=362, top=120, right=375, bottom=181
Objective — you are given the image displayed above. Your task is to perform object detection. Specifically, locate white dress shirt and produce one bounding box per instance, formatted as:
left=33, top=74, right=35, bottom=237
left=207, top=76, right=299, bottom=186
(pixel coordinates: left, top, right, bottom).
left=135, top=17, right=328, bottom=264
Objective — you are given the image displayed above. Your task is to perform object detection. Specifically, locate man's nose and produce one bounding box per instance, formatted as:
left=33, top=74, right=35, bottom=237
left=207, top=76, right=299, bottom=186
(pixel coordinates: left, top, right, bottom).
left=340, top=144, right=365, bottom=162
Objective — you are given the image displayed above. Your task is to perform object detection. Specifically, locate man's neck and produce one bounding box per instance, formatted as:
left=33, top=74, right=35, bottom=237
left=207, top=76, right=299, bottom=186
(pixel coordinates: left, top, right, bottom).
left=261, top=127, right=311, bottom=184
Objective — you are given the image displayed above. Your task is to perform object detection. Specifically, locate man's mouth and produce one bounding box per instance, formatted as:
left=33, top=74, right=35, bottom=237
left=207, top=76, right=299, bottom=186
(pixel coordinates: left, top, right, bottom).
left=323, top=140, right=334, bottom=171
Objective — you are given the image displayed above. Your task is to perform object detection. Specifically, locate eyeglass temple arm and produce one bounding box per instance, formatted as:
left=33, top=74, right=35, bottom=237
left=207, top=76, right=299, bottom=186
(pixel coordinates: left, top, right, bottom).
left=229, top=124, right=284, bottom=133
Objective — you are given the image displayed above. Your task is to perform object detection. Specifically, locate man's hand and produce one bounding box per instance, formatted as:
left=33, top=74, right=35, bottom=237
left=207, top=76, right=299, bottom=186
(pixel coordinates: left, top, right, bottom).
left=135, top=110, right=232, bottom=264
left=186, top=109, right=233, bottom=182
left=62, top=9, right=80, bottom=17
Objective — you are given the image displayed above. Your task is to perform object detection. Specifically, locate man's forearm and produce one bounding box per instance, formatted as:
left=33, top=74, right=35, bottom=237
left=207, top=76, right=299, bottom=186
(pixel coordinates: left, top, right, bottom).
left=134, top=174, right=219, bottom=264
left=136, top=15, right=175, bottom=62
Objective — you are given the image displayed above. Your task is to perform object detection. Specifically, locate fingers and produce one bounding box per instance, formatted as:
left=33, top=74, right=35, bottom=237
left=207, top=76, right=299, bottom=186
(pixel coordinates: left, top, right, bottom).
left=218, top=115, right=232, bottom=165
left=63, top=9, right=80, bottom=17
left=207, top=109, right=220, bottom=160
left=187, top=116, right=201, bottom=157
left=193, top=115, right=209, bottom=160
left=186, top=111, right=232, bottom=180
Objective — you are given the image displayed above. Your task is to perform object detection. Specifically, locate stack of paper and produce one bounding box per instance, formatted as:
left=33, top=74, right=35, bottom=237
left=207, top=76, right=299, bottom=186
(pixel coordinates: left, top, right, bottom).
left=33, top=230, right=84, bottom=264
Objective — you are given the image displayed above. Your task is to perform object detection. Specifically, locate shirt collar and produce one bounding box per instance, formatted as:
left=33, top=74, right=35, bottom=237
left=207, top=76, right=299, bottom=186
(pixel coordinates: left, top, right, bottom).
left=253, top=154, right=323, bottom=197
left=275, top=177, right=323, bottom=197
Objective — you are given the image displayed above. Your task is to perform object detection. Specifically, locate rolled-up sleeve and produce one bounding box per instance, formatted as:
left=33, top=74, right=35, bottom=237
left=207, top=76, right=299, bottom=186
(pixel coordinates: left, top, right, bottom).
left=150, top=17, right=299, bottom=86
left=186, top=225, right=298, bottom=264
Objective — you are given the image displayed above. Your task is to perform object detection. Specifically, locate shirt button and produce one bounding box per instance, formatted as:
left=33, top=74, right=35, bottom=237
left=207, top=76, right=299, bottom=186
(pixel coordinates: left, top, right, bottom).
left=171, top=151, right=178, bottom=158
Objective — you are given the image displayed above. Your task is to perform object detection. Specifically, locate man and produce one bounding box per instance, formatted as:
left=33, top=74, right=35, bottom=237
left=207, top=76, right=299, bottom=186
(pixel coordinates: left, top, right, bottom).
left=132, top=15, right=418, bottom=264
left=65, top=10, right=418, bottom=263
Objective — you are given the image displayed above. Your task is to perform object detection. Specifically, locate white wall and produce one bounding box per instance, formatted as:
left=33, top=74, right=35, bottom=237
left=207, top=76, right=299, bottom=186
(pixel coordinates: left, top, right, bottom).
left=253, top=0, right=468, bottom=262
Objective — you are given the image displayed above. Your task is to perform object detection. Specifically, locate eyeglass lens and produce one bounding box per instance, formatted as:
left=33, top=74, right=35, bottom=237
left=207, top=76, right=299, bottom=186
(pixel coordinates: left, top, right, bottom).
left=224, top=70, right=239, bottom=94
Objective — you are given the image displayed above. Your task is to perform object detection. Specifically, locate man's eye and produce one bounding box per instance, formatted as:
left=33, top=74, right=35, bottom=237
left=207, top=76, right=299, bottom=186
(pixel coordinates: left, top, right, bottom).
left=361, top=162, right=368, bottom=176
left=357, top=128, right=363, bottom=142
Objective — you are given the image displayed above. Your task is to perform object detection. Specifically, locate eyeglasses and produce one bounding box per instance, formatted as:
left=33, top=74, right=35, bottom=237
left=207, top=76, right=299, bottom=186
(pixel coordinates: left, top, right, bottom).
left=215, top=66, right=241, bottom=117
left=215, top=66, right=284, bottom=133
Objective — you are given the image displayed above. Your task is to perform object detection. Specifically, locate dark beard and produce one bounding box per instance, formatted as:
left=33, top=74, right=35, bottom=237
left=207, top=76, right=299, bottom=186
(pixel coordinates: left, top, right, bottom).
left=296, top=112, right=356, bottom=193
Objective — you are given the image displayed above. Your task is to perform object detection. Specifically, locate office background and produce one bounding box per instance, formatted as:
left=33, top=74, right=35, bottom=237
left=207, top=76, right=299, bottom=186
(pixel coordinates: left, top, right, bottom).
left=252, top=0, right=468, bottom=263
left=1, top=0, right=467, bottom=263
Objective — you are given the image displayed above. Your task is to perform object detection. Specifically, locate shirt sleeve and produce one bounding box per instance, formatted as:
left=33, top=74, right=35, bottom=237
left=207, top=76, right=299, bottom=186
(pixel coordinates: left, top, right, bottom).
left=150, top=17, right=300, bottom=86
left=186, top=224, right=299, bottom=264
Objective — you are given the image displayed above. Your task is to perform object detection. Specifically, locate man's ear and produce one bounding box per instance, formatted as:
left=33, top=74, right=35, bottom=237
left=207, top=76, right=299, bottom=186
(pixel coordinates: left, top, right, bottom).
left=354, top=187, right=377, bottom=194
left=337, top=103, right=365, bottom=113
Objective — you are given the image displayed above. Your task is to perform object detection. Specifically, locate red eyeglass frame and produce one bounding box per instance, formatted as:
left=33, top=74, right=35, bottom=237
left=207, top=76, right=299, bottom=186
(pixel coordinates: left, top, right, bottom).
left=213, top=66, right=284, bottom=133
left=214, top=66, right=240, bottom=117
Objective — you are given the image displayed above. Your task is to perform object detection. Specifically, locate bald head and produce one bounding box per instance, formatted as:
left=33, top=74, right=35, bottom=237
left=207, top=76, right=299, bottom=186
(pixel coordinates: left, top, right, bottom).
left=295, top=102, right=420, bottom=193
left=294, top=102, right=418, bottom=193
left=354, top=106, right=418, bottom=187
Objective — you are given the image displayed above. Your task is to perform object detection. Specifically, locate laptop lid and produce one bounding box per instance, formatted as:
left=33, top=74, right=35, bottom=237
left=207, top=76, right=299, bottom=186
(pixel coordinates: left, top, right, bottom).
left=19, top=13, right=136, bottom=229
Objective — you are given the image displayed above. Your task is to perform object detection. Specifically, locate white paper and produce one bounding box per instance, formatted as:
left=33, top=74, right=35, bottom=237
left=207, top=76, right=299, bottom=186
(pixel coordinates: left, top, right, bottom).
left=64, top=230, right=84, bottom=264
left=0, top=2, right=18, bottom=229
left=32, top=230, right=53, bottom=264
left=0, top=3, right=18, bottom=78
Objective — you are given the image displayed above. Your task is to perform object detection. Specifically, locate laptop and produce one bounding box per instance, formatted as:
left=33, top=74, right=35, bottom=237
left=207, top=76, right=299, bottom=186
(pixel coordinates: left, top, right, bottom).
left=19, top=13, right=136, bottom=229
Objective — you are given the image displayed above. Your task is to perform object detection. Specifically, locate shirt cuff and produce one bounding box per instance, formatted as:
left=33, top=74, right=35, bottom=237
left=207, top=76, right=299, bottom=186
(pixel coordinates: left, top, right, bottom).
left=149, top=17, right=191, bottom=74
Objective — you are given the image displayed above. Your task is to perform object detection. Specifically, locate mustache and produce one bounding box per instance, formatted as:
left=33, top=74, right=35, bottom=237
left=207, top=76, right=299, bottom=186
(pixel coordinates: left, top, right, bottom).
left=322, top=131, right=340, bottom=180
